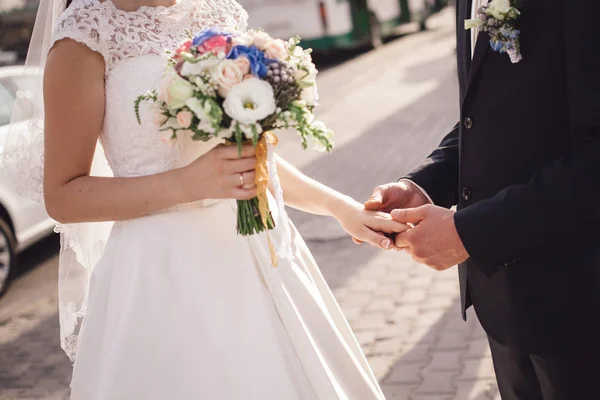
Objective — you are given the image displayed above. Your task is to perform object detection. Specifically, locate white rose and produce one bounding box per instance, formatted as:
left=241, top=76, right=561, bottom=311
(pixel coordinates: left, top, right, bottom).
left=265, top=39, right=288, bottom=61
left=487, top=0, right=511, bottom=19
left=213, top=60, right=243, bottom=98
left=164, top=73, right=195, bottom=109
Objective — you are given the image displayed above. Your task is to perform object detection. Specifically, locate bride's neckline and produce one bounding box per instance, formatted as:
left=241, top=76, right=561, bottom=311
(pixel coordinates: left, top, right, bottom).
left=100, top=0, right=188, bottom=14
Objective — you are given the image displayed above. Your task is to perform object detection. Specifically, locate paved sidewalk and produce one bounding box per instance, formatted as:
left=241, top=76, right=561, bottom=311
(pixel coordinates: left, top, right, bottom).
left=283, top=8, right=500, bottom=400
left=0, top=7, right=499, bottom=399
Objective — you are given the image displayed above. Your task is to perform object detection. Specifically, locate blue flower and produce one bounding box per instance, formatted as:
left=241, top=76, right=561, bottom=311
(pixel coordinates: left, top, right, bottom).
left=192, top=28, right=233, bottom=47
left=490, top=39, right=504, bottom=52
left=227, top=45, right=278, bottom=78
left=499, top=27, right=519, bottom=40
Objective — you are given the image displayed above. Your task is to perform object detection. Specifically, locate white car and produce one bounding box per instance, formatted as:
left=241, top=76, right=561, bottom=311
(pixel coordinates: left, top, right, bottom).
left=0, top=65, right=55, bottom=295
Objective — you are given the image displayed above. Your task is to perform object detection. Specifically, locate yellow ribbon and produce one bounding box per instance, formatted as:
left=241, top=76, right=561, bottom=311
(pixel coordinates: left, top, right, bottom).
left=255, top=131, right=279, bottom=267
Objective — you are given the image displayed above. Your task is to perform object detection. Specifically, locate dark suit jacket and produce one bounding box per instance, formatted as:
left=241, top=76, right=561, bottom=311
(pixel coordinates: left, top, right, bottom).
left=405, top=0, right=600, bottom=352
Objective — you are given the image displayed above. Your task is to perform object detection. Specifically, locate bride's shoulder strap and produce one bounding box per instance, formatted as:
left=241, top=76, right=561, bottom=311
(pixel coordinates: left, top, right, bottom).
left=49, top=0, right=107, bottom=65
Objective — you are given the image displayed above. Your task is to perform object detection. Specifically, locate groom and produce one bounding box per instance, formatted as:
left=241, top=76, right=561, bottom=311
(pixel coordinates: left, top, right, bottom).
left=363, top=0, right=600, bottom=398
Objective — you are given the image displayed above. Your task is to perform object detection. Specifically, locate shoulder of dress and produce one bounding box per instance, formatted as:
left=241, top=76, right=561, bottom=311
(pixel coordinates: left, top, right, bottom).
left=49, top=0, right=107, bottom=57
left=202, top=0, right=249, bottom=31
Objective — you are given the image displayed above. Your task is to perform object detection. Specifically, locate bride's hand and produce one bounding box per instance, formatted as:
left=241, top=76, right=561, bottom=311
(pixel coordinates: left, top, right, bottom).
left=334, top=200, right=410, bottom=250
left=182, top=143, right=258, bottom=201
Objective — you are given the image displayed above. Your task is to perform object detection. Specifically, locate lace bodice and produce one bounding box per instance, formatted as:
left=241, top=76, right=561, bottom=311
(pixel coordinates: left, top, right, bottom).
left=49, top=0, right=248, bottom=177
left=52, top=0, right=248, bottom=74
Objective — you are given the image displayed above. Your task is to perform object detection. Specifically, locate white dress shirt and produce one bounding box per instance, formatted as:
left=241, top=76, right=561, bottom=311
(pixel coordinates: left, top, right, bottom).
left=471, top=0, right=485, bottom=58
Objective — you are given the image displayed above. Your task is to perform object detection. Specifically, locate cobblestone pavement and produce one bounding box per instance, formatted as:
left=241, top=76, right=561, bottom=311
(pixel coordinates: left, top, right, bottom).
left=0, top=8, right=499, bottom=399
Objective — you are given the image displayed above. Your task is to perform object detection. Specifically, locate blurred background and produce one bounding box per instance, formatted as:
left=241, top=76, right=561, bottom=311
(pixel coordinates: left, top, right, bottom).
left=0, top=1, right=504, bottom=399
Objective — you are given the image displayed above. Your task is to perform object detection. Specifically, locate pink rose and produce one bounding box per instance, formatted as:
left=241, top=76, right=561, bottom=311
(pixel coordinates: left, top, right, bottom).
left=173, top=40, right=193, bottom=61
left=233, top=56, right=251, bottom=75
left=199, top=36, right=230, bottom=56
left=176, top=110, right=193, bottom=128
left=213, top=60, right=243, bottom=97
left=264, top=39, right=288, bottom=61
left=251, top=31, right=271, bottom=50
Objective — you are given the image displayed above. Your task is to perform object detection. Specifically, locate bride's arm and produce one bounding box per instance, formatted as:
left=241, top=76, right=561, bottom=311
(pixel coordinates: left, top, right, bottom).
left=43, top=40, right=257, bottom=224
left=274, top=155, right=408, bottom=249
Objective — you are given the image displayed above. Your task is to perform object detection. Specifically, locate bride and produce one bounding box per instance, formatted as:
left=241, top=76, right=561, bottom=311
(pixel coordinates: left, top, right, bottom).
left=5, top=0, right=407, bottom=398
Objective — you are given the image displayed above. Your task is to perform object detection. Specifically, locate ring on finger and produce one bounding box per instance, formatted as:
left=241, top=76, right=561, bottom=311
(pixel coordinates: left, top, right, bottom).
left=239, top=173, right=245, bottom=187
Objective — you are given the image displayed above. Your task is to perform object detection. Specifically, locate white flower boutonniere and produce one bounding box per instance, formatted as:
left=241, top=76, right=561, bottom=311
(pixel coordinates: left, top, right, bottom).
left=465, top=0, right=523, bottom=63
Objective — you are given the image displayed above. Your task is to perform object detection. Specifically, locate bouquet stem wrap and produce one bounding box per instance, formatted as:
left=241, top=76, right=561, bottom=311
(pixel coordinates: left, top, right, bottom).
left=237, top=131, right=293, bottom=267
left=256, top=132, right=277, bottom=266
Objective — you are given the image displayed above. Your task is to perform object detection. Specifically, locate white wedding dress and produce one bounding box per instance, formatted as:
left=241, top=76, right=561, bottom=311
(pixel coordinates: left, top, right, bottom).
left=49, top=1, right=386, bottom=399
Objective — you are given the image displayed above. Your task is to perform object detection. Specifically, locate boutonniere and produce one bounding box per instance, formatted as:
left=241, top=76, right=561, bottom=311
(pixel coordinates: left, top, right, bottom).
left=465, top=0, right=522, bottom=63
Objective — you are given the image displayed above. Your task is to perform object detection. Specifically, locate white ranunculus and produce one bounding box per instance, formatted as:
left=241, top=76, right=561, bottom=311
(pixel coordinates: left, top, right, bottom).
left=487, top=0, right=511, bottom=20
left=223, top=79, right=276, bottom=125
left=300, top=84, right=319, bottom=106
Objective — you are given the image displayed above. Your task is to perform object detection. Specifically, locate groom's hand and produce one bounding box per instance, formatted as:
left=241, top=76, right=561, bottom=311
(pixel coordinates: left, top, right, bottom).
left=364, top=181, right=431, bottom=213
left=353, top=181, right=431, bottom=245
left=391, top=205, right=469, bottom=271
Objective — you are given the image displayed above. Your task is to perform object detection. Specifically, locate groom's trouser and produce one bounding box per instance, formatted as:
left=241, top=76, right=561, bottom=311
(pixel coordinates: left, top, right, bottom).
left=488, top=336, right=598, bottom=400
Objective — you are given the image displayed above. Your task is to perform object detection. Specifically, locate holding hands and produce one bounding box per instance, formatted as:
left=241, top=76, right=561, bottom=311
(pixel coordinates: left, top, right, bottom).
left=334, top=200, right=410, bottom=250
left=356, top=180, right=470, bottom=271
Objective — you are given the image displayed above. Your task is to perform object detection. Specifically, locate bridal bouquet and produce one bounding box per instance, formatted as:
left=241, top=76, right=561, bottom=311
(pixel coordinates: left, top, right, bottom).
left=135, top=28, right=333, bottom=252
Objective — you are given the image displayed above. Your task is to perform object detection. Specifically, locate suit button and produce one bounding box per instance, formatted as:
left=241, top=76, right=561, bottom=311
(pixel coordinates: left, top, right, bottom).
left=461, top=187, right=472, bottom=201
left=463, top=118, right=473, bottom=129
